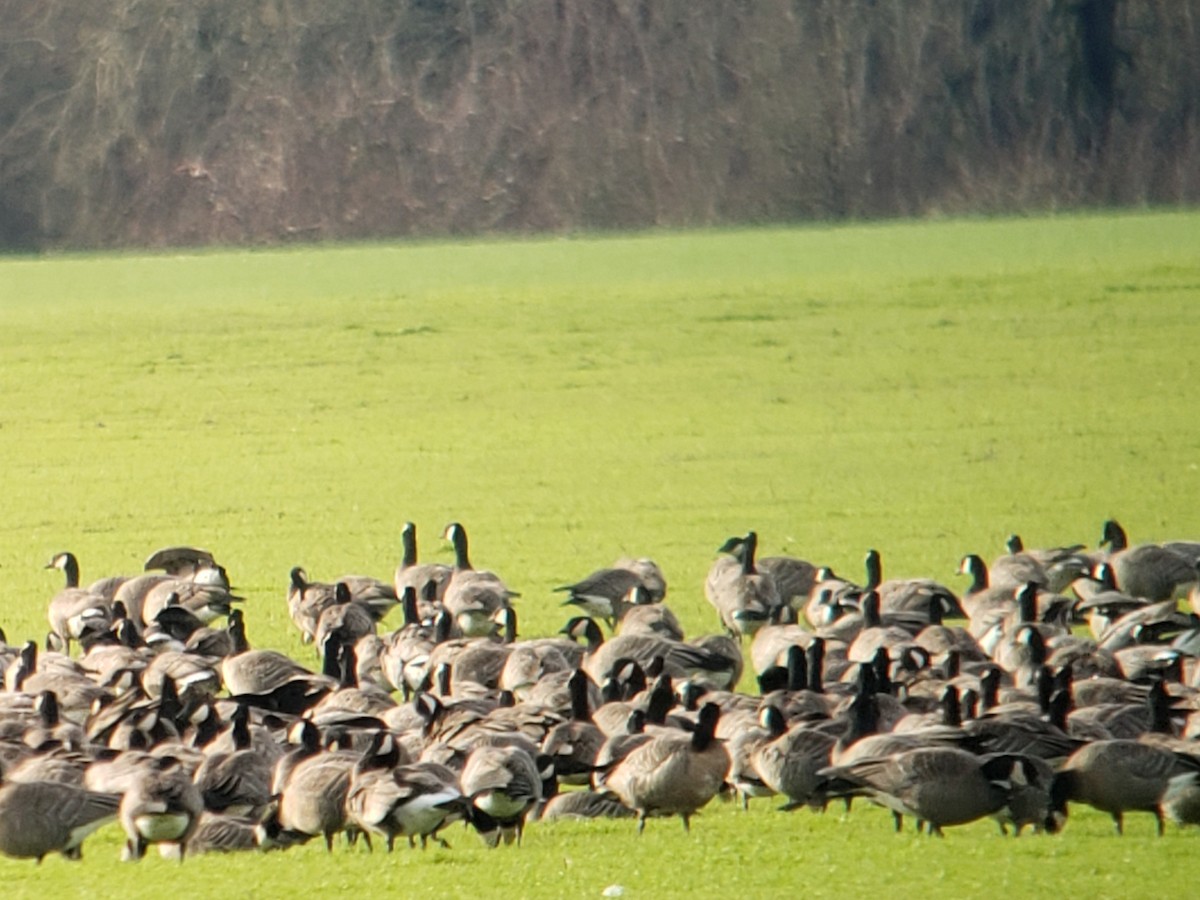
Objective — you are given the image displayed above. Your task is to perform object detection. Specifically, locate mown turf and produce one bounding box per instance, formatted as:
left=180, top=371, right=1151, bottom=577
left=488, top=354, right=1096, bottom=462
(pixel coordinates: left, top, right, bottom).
left=1, top=210, right=1199, bottom=895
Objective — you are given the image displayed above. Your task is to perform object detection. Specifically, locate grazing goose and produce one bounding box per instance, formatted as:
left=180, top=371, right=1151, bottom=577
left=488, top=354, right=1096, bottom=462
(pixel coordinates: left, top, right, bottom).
left=120, top=755, right=205, bottom=860
left=460, top=740, right=543, bottom=847
left=394, top=522, right=452, bottom=609
left=441, top=523, right=518, bottom=638
left=0, top=777, right=120, bottom=861
left=556, top=567, right=647, bottom=629
left=606, top=701, right=730, bottom=833
left=1099, top=519, right=1200, bottom=602
left=1048, top=739, right=1200, bottom=834
left=44, top=552, right=114, bottom=653
left=536, top=789, right=636, bottom=821
left=704, top=532, right=780, bottom=639
left=820, top=747, right=1037, bottom=836
left=612, top=557, right=668, bottom=603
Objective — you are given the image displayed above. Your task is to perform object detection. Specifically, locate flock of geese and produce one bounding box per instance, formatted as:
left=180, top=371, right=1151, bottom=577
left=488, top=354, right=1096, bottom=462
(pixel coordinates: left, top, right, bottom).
left=3, top=518, right=1200, bottom=863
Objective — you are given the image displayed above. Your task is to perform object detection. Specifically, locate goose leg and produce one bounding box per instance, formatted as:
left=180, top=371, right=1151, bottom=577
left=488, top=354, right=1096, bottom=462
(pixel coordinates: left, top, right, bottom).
left=1112, top=812, right=1124, bottom=836
left=892, top=812, right=903, bottom=832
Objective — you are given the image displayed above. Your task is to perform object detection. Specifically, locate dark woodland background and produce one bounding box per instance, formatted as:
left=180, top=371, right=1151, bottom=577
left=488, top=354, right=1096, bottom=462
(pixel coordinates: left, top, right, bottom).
left=1, top=0, right=1196, bottom=249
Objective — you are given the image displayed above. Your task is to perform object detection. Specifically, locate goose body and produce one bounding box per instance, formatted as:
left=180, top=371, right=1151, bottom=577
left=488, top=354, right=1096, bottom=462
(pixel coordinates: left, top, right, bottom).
left=0, top=780, right=120, bottom=861
left=606, top=702, right=730, bottom=832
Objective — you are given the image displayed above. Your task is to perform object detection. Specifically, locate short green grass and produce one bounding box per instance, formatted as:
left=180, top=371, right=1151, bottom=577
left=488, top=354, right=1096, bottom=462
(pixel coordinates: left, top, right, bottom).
left=1, top=210, right=1199, bottom=895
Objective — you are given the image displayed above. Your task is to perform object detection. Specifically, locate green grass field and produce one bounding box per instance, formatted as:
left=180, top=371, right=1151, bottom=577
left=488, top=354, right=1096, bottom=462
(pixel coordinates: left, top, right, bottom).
left=1, top=210, right=1199, bottom=896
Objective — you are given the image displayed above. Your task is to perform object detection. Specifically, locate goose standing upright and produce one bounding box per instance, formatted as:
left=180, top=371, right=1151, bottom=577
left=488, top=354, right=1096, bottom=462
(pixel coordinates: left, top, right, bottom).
left=441, top=523, right=518, bottom=638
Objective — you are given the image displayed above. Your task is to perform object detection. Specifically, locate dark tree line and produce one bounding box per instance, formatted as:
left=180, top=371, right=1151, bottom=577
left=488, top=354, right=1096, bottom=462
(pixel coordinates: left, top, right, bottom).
left=0, top=0, right=1196, bottom=249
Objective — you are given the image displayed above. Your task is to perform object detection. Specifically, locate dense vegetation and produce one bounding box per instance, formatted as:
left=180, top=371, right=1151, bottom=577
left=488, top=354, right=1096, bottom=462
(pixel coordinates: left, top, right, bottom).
left=2, top=1, right=1198, bottom=248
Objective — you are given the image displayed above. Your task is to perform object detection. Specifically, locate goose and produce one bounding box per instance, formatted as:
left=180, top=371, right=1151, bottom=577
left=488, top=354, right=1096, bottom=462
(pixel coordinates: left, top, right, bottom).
left=1002, top=534, right=1090, bottom=594
left=1099, top=519, right=1200, bottom=602
left=611, top=557, right=668, bottom=603
left=183, top=812, right=270, bottom=855
left=555, top=567, right=647, bottom=629
left=460, top=739, right=543, bottom=847
left=1048, top=738, right=1200, bottom=834
left=348, top=753, right=466, bottom=850
left=536, top=789, right=635, bottom=821
left=1160, top=771, right=1200, bottom=827
left=441, top=523, right=518, bottom=638
left=269, top=733, right=359, bottom=851
left=749, top=604, right=816, bottom=674
left=119, top=755, right=205, bottom=860
left=394, top=522, right=452, bottom=609
left=313, top=588, right=378, bottom=658
left=286, top=567, right=342, bottom=644
left=0, top=777, right=120, bottom=861
left=862, top=549, right=963, bottom=622
left=191, top=705, right=273, bottom=815
left=44, top=552, right=114, bottom=653
left=704, top=532, right=779, bottom=638
left=539, top=669, right=607, bottom=786
left=819, top=747, right=1039, bottom=836
left=562, top=617, right=739, bottom=689
left=605, top=701, right=730, bottom=832
left=616, top=588, right=685, bottom=641
left=750, top=705, right=837, bottom=810
left=143, top=546, right=217, bottom=578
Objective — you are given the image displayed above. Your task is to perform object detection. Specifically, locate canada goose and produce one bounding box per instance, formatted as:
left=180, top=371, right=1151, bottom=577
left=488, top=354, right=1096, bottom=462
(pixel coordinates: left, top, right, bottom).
left=555, top=567, right=647, bottom=629
left=612, top=557, right=668, bottom=602
left=536, top=789, right=635, bottom=821
left=144, top=546, right=217, bottom=578
left=460, top=740, right=543, bottom=847
left=141, top=579, right=239, bottom=629
left=441, top=523, right=518, bottom=638
left=1002, top=534, right=1090, bottom=594
left=348, top=752, right=466, bottom=850
left=616, top=588, right=685, bottom=641
left=394, top=522, right=452, bottom=609
left=606, top=701, right=730, bottom=832
left=270, top=735, right=359, bottom=851
left=1048, top=739, right=1200, bottom=834
left=44, top=552, right=114, bottom=653
left=0, top=777, right=120, bottom=861
left=862, top=549, right=963, bottom=622
left=750, top=705, right=836, bottom=810
left=313, top=590, right=378, bottom=658
left=749, top=604, right=816, bottom=674
left=820, top=747, right=1038, bottom=836
left=183, top=811, right=272, bottom=855
left=120, top=755, right=205, bottom=860
left=1099, top=519, right=1200, bottom=602
left=286, top=567, right=342, bottom=644
left=1160, top=771, right=1200, bottom=827
left=539, top=669, right=607, bottom=786
left=562, top=617, right=738, bottom=688
left=192, top=705, right=273, bottom=815
left=220, top=615, right=334, bottom=715
left=704, top=532, right=779, bottom=638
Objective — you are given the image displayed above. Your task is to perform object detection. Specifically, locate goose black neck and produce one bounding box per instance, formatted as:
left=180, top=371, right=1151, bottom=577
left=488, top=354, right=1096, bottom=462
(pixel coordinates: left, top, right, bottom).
left=785, top=644, right=808, bottom=692
left=447, top=524, right=471, bottom=570
left=568, top=669, right=592, bottom=722
left=401, top=523, right=418, bottom=568
left=402, top=587, right=420, bottom=627
left=692, top=703, right=720, bottom=751
left=741, top=532, right=759, bottom=576
left=864, top=550, right=882, bottom=591
left=806, top=638, right=825, bottom=694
